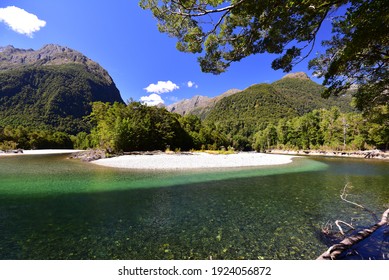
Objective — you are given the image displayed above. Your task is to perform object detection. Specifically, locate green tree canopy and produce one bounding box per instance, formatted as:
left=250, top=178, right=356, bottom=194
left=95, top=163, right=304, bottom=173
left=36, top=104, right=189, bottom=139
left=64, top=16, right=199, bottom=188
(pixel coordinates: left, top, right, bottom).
left=90, top=101, right=192, bottom=152
left=139, top=0, right=388, bottom=113
left=309, top=0, right=388, bottom=114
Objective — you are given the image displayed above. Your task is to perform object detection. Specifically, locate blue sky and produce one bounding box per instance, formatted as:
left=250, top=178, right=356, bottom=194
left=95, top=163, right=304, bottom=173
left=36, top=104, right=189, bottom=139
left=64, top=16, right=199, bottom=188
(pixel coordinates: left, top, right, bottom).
left=0, top=0, right=333, bottom=105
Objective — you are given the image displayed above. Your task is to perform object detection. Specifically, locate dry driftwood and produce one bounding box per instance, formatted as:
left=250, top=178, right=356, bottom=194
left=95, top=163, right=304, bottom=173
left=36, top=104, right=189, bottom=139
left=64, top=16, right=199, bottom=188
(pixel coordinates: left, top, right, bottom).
left=334, top=220, right=354, bottom=236
left=340, top=183, right=379, bottom=222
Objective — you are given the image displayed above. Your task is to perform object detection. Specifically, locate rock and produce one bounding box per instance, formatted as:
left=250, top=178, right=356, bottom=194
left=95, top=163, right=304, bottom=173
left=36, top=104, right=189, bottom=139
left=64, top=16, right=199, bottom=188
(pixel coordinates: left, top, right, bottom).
left=69, top=149, right=106, bottom=162
left=282, top=72, right=311, bottom=80
left=166, top=88, right=241, bottom=117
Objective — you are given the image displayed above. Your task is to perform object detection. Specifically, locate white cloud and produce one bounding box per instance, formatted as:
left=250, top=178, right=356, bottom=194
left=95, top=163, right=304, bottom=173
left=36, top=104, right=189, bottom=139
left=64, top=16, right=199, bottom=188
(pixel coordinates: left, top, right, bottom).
left=144, top=81, right=179, bottom=94
left=187, top=81, right=198, bottom=88
left=0, top=6, right=46, bottom=37
left=140, top=93, right=164, bottom=106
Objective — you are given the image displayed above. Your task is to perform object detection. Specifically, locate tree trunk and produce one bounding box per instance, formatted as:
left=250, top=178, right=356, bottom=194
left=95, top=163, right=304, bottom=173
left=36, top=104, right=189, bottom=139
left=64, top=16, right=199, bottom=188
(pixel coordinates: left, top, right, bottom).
left=317, top=208, right=389, bottom=260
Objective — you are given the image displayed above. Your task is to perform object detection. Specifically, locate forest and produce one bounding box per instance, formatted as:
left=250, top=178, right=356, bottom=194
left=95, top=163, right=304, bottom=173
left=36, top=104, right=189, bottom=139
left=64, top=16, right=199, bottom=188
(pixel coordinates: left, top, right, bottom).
left=1, top=100, right=387, bottom=153
left=253, top=107, right=388, bottom=152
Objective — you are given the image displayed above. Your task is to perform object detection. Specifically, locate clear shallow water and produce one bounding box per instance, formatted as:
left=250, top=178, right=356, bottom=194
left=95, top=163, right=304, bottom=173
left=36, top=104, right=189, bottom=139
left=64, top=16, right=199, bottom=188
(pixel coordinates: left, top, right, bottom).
left=0, top=154, right=388, bottom=259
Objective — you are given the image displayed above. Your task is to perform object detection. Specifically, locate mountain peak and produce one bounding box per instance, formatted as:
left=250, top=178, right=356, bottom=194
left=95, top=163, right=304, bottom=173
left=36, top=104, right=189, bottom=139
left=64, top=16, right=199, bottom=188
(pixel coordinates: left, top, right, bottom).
left=0, top=44, right=80, bottom=67
left=167, top=95, right=211, bottom=115
left=0, top=44, right=112, bottom=83
left=0, top=45, right=15, bottom=52
left=166, top=88, right=241, bottom=118
left=0, top=44, right=123, bottom=134
left=282, top=72, right=310, bottom=80
left=39, top=44, right=77, bottom=56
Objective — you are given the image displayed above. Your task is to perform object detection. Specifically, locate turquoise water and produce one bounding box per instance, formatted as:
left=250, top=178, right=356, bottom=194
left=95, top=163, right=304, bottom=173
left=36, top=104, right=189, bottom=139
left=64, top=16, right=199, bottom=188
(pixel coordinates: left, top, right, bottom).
left=0, top=154, right=388, bottom=259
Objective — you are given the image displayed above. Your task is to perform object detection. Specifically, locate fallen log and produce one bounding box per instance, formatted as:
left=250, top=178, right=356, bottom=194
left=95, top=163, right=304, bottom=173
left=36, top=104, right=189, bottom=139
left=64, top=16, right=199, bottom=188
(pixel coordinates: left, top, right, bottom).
left=317, top=208, right=389, bottom=260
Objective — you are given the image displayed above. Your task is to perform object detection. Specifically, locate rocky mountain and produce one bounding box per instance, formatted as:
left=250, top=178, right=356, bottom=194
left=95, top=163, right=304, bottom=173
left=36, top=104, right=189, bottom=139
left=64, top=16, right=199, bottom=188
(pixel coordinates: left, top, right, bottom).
left=0, top=44, right=124, bottom=134
left=281, top=71, right=311, bottom=80
left=166, top=88, right=241, bottom=119
left=0, top=44, right=113, bottom=83
left=167, top=95, right=212, bottom=115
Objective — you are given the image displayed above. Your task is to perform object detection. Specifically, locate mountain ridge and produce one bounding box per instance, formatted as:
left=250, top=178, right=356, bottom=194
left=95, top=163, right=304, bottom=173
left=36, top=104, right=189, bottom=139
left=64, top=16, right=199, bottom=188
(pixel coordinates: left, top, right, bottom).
left=0, top=44, right=113, bottom=84
left=202, top=77, right=354, bottom=150
left=0, top=44, right=124, bottom=134
left=166, top=72, right=352, bottom=120
left=166, top=88, right=241, bottom=119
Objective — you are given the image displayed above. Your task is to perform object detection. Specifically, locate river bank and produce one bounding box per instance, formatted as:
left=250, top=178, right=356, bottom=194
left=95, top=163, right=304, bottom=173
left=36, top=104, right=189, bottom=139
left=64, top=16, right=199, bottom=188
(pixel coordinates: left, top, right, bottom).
left=268, top=149, right=389, bottom=160
left=0, top=149, right=84, bottom=156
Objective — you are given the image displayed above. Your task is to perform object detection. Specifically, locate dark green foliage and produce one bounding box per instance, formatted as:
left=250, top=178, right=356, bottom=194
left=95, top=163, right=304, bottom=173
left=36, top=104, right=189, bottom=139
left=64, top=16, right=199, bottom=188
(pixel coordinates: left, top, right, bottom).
left=91, top=102, right=185, bottom=152
left=0, top=64, right=123, bottom=134
left=73, top=132, right=95, bottom=150
left=204, top=78, right=354, bottom=150
left=309, top=0, right=388, bottom=115
left=178, top=114, right=203, bottom=149
left=0, top=125, right=74, bottom=150
left=89, top=101, right=230, bottom=153
left=177, top=114, right=230, bottom=150
left=272, top=78, right=353, bottom=114
left=140, top=0, right=336, bottom=74
left=206, top=83, right=296, bottom=128
left=205, top=83, right=296, bottom=150
left=141, top=1, right=388, bottom=115
left=253, top=108, right=387, bottom=151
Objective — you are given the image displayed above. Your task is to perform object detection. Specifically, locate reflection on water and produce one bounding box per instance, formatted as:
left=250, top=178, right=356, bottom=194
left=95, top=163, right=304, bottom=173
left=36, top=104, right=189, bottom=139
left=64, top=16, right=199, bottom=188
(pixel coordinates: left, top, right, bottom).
left=0, top=154, right=388, bottom=259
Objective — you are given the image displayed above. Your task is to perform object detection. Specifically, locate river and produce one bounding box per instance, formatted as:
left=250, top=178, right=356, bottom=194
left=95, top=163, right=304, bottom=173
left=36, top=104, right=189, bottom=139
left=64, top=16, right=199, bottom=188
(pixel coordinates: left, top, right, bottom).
left=0, top=154, right=388, bottom=259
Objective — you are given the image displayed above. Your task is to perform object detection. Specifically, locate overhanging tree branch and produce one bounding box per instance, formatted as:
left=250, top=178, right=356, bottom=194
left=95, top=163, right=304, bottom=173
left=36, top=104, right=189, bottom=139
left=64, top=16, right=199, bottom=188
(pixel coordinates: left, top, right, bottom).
left=141, top=0, right=389, bottom=114
left=170, top=0, right=246, bottom=17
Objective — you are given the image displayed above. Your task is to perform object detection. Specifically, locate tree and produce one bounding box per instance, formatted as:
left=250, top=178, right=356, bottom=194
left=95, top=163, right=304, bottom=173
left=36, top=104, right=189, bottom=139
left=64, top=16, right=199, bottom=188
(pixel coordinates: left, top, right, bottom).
left=309, top=0, right=388, bottom=114
left=90, top=101, right=194, bottom=152
left=294, top=110, right=323, bottom=149
left=253, top=123, right=277, bottom=152
left=90, top=102, right=126, bottom=151
left=140, top=0, right=388, bottom=113
left=368, top=123, right=389, bottom=150
left=276, top=119, right=289, bottom=148
left=320, top=107, right=342, bottom=149
left=178, top=114, right=202, bottom=148
left=73, top=131, right=94, bottom=150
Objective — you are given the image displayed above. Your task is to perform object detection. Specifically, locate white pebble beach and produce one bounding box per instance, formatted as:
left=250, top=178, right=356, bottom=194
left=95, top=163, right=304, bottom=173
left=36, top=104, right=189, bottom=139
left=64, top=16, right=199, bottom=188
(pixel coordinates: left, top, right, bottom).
left=91, top=152, right=296, bottom=170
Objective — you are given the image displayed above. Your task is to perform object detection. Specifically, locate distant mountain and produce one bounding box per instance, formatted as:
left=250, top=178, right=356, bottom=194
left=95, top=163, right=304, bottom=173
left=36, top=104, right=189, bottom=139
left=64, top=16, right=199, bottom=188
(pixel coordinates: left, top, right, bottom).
left=201, top=73, right=354, bottom=149
left=167, top=72, right=352, bottom=121
left=0, top=44, right=113, bottom=83
left=166, top=88, right=241, bottom=119
left=272, top=72, right=353, bottom=114
left=167, top=95, right=212, bottom=115
left=205, top=83, right=298, bottom=138
left=0, top=44, right=124, bottom=134
left=281, top=71, right=311, bottom=80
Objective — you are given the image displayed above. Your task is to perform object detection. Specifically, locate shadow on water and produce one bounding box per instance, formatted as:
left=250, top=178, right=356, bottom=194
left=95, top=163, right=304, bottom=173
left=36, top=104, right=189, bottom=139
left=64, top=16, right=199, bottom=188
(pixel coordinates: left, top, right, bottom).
left=0, top=154, right=388, bottom=260
left=337, top=225, right=389, bottom=260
